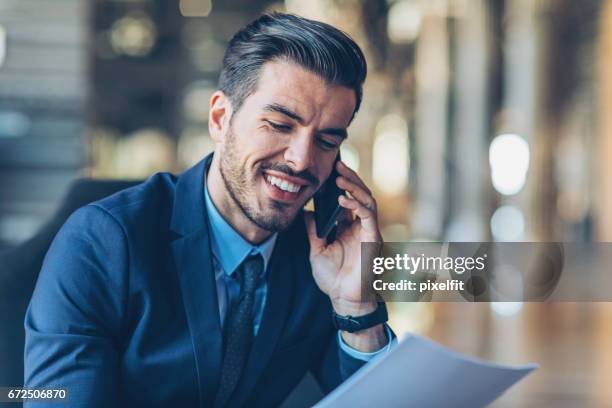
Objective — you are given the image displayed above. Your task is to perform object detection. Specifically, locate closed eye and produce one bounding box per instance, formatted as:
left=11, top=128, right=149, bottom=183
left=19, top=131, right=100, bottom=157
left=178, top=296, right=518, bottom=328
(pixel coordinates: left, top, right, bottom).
left=264, top=120, right=292, bottom=133
left=317, top=138, right=339, bottom=150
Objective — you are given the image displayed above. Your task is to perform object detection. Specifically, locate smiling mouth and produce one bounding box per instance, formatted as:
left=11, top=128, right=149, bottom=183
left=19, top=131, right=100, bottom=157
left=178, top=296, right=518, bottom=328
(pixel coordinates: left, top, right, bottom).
left=265, top=174, right=303, bottom=193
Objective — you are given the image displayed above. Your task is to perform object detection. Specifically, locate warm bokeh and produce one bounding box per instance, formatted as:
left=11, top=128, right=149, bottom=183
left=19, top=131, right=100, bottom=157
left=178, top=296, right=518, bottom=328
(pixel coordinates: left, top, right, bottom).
left=1, top=1, right=611, bottom=406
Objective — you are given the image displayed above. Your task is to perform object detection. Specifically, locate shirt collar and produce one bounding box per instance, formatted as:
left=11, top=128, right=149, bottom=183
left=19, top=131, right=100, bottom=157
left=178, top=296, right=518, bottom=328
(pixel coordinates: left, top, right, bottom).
left=204, top=179, right=277, bottom=276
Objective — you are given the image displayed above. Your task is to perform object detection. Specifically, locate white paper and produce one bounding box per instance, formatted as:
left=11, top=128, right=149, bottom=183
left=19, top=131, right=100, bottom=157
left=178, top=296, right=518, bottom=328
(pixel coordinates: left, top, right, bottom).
left=316, top=334, right=538, bottom=408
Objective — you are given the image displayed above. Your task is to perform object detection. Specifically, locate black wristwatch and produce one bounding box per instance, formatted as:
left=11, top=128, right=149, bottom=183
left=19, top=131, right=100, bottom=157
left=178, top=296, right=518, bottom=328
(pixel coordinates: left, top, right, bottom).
left=332, top=302, right=388, bottom=333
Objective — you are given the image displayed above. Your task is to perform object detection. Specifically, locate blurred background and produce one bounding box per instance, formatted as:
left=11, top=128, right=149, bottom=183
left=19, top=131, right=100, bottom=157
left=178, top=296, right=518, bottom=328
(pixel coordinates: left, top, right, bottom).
left=1, top=0, right=611, bottom=406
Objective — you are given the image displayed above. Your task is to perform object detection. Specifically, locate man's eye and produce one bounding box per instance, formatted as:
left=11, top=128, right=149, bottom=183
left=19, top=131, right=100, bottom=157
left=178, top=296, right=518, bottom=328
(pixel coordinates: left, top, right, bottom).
left=265, top=121, right=292, bottom=133
left=317, top=138, right=339, bottom=150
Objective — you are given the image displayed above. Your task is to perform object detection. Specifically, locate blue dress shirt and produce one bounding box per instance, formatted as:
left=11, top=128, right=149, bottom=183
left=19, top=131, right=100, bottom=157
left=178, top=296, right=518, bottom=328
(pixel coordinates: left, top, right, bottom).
left=204, top=183, right=392, bottom=361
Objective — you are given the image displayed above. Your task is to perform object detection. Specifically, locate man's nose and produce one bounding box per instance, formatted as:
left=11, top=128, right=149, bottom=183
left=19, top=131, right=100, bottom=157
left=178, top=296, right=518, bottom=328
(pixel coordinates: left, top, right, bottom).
left=284, top=131, right=315, bottom=172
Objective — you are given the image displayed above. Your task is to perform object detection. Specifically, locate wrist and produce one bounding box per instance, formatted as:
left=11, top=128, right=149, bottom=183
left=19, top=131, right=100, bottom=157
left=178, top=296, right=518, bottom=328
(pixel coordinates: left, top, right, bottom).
left=340, top=323, right=388, bottom=353
left=331, top=299, right=377, bottom=317
left=331, top=300, right=390, bottom=353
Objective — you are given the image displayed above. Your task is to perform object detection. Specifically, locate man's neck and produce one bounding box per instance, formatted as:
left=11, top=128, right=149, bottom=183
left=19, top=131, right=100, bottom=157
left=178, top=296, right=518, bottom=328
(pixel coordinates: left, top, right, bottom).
left=206, top=156, right=274, bottom=245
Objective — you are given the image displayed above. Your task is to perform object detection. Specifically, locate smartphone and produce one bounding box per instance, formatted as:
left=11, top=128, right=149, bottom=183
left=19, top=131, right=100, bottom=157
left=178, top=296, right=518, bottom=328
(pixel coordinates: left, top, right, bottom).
left=313, top=153, right=345, bottom=240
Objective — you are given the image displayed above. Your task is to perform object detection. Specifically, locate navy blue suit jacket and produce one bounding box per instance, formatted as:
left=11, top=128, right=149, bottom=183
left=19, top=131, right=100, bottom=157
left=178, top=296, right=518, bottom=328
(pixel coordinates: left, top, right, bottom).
left=24, top=154, right=367, bottom=407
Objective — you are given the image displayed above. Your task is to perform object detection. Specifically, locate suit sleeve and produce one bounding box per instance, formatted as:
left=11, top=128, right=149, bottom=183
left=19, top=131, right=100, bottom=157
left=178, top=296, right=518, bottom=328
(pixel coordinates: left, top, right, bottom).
left=307, top=318, right=371, bottom=392
left=308, top=327, right=355, bottom=393
left=24, top=205, right=128, bottom=408
left=311, top=320, right=397, bottom=393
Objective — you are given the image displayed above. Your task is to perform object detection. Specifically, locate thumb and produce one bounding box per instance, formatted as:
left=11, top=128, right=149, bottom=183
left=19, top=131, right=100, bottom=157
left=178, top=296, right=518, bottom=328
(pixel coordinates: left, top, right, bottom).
left=304, top=210, right=326, bottom=254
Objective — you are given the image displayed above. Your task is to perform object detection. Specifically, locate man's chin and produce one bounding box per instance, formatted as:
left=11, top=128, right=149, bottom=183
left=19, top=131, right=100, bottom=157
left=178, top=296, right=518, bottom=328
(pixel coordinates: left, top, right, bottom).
left=252, top=205, right=302, bottom=233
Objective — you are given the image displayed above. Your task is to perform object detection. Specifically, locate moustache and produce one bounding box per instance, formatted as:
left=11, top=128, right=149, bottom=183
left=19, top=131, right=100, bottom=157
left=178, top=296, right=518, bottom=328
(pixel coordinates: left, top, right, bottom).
left=260, top=162, right=319, bottom=186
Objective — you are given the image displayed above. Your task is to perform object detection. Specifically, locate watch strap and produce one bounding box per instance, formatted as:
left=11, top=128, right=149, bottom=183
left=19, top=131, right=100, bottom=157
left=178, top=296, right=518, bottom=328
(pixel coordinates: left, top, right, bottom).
left=332, top=302, right=388, bottom=333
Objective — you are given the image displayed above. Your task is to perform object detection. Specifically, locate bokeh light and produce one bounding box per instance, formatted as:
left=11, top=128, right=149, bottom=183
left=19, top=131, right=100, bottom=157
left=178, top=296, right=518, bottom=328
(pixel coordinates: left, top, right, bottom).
left=180, top=0, right=213, bottom=17
left=388, top=0, right=422, bottom=44
left=491, top=205, right=525, bottom=241
left=372, top=114, right=409, bottom=195
left=489, top=133, right=530, bottom=195
left=491, top=302, right=523, bottom=317
left=178, top=127, right=215, bottom=168
left=110, top=14, right=157, bottom=57
left=0, top=25, right=6, bottom=69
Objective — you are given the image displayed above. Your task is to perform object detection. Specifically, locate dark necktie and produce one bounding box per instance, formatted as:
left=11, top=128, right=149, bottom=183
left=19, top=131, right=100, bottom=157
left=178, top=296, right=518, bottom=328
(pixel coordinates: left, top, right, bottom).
left=214, top=253, right=264, bottom=407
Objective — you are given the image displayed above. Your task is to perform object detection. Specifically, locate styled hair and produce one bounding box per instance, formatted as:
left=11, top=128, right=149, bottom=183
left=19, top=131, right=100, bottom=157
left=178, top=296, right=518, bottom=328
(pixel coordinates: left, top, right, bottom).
left=218, top=12, right=367, bottom=121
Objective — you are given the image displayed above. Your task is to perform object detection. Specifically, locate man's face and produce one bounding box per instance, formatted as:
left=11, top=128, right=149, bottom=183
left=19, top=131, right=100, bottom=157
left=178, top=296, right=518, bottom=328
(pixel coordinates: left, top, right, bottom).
left=217, top=59, right=356, bottom=232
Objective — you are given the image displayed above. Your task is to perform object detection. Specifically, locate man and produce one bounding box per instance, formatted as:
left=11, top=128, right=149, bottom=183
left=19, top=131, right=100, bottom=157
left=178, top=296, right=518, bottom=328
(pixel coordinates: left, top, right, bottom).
left=25, top=12, right=393, bottom=407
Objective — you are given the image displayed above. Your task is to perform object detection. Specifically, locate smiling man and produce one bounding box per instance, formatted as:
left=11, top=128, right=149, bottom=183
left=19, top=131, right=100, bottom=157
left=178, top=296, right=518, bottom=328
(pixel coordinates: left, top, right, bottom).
left=24, top=13, right=392, bottom=407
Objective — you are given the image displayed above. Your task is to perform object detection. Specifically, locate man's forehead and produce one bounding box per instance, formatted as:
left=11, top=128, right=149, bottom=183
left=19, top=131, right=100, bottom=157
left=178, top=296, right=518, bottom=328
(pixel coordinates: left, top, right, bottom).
left=252, top=61, right=356, bottom=125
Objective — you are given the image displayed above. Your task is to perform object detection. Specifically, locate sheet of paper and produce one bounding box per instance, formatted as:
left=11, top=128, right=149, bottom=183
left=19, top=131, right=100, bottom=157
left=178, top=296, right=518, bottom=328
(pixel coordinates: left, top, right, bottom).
left=316, top=333, right=538, bottom=408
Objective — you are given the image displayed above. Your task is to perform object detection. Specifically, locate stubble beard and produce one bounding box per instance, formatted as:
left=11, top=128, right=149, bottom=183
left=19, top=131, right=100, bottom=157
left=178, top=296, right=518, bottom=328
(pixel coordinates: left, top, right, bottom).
left=219, top=129, right=298, bottom=232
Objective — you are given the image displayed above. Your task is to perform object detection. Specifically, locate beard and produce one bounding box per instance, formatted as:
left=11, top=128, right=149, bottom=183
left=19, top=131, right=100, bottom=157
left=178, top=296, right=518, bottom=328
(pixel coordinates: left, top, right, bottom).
left=218, top=128, right=307, bottom=232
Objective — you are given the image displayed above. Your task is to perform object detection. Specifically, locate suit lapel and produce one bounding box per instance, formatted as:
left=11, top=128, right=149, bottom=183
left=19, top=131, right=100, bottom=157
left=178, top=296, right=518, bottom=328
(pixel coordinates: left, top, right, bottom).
left=170, top=155, right=223, bottom=407
left=230, top=229, right=297, bottom=407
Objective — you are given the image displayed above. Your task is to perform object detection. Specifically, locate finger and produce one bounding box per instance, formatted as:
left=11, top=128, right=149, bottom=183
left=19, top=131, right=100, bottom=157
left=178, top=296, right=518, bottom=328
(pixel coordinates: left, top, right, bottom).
left=303, top=210, right=326, bottom=253
left=336, top=160, right=371, bottom=195
left=338, top=195, right=380, bottom=238
left=337, top=176, right=377, bottom=212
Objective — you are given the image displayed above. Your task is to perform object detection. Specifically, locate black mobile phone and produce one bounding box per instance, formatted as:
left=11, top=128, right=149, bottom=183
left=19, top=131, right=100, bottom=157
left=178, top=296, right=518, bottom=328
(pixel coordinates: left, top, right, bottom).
left=313, top=153, right=344, bottom=240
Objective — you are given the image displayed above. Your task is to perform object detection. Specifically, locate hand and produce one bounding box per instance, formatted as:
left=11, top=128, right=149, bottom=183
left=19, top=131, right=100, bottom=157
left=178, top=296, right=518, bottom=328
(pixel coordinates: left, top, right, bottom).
left=305, top=160, right=387, bottom=352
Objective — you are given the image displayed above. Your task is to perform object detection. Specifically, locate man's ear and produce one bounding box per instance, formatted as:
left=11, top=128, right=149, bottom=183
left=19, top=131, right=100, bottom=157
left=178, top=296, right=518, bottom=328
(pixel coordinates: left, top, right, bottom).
left=208, top=91, right=233, bottom=143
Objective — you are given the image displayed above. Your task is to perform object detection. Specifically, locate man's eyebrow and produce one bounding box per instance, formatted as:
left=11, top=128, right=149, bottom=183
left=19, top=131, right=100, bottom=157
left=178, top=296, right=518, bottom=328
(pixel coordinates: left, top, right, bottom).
left=263, top=102, right=348, bottom=139
left=263, top=103, right=304, bottom=124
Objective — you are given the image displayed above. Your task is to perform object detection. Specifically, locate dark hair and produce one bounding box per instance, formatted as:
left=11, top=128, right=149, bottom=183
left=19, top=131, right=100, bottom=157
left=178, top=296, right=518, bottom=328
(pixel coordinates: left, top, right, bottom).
left=218, top=12, right=367, bottom=121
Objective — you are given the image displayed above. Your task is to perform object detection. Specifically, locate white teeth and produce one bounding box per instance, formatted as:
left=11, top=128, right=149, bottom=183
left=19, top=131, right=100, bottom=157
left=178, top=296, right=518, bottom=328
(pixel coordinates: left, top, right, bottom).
left=266, top=175, right=301, bottom=193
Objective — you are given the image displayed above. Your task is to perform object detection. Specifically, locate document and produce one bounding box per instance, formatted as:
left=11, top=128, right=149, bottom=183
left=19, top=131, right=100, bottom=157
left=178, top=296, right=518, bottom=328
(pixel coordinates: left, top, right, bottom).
left=316, top=334, right=537, bottom=408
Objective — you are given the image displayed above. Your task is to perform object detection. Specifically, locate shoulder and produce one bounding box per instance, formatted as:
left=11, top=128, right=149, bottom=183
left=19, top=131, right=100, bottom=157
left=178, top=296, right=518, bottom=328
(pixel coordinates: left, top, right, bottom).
left=52, top=171, right=180, bottom=266
left=91, top=172, right=178, bottom=228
